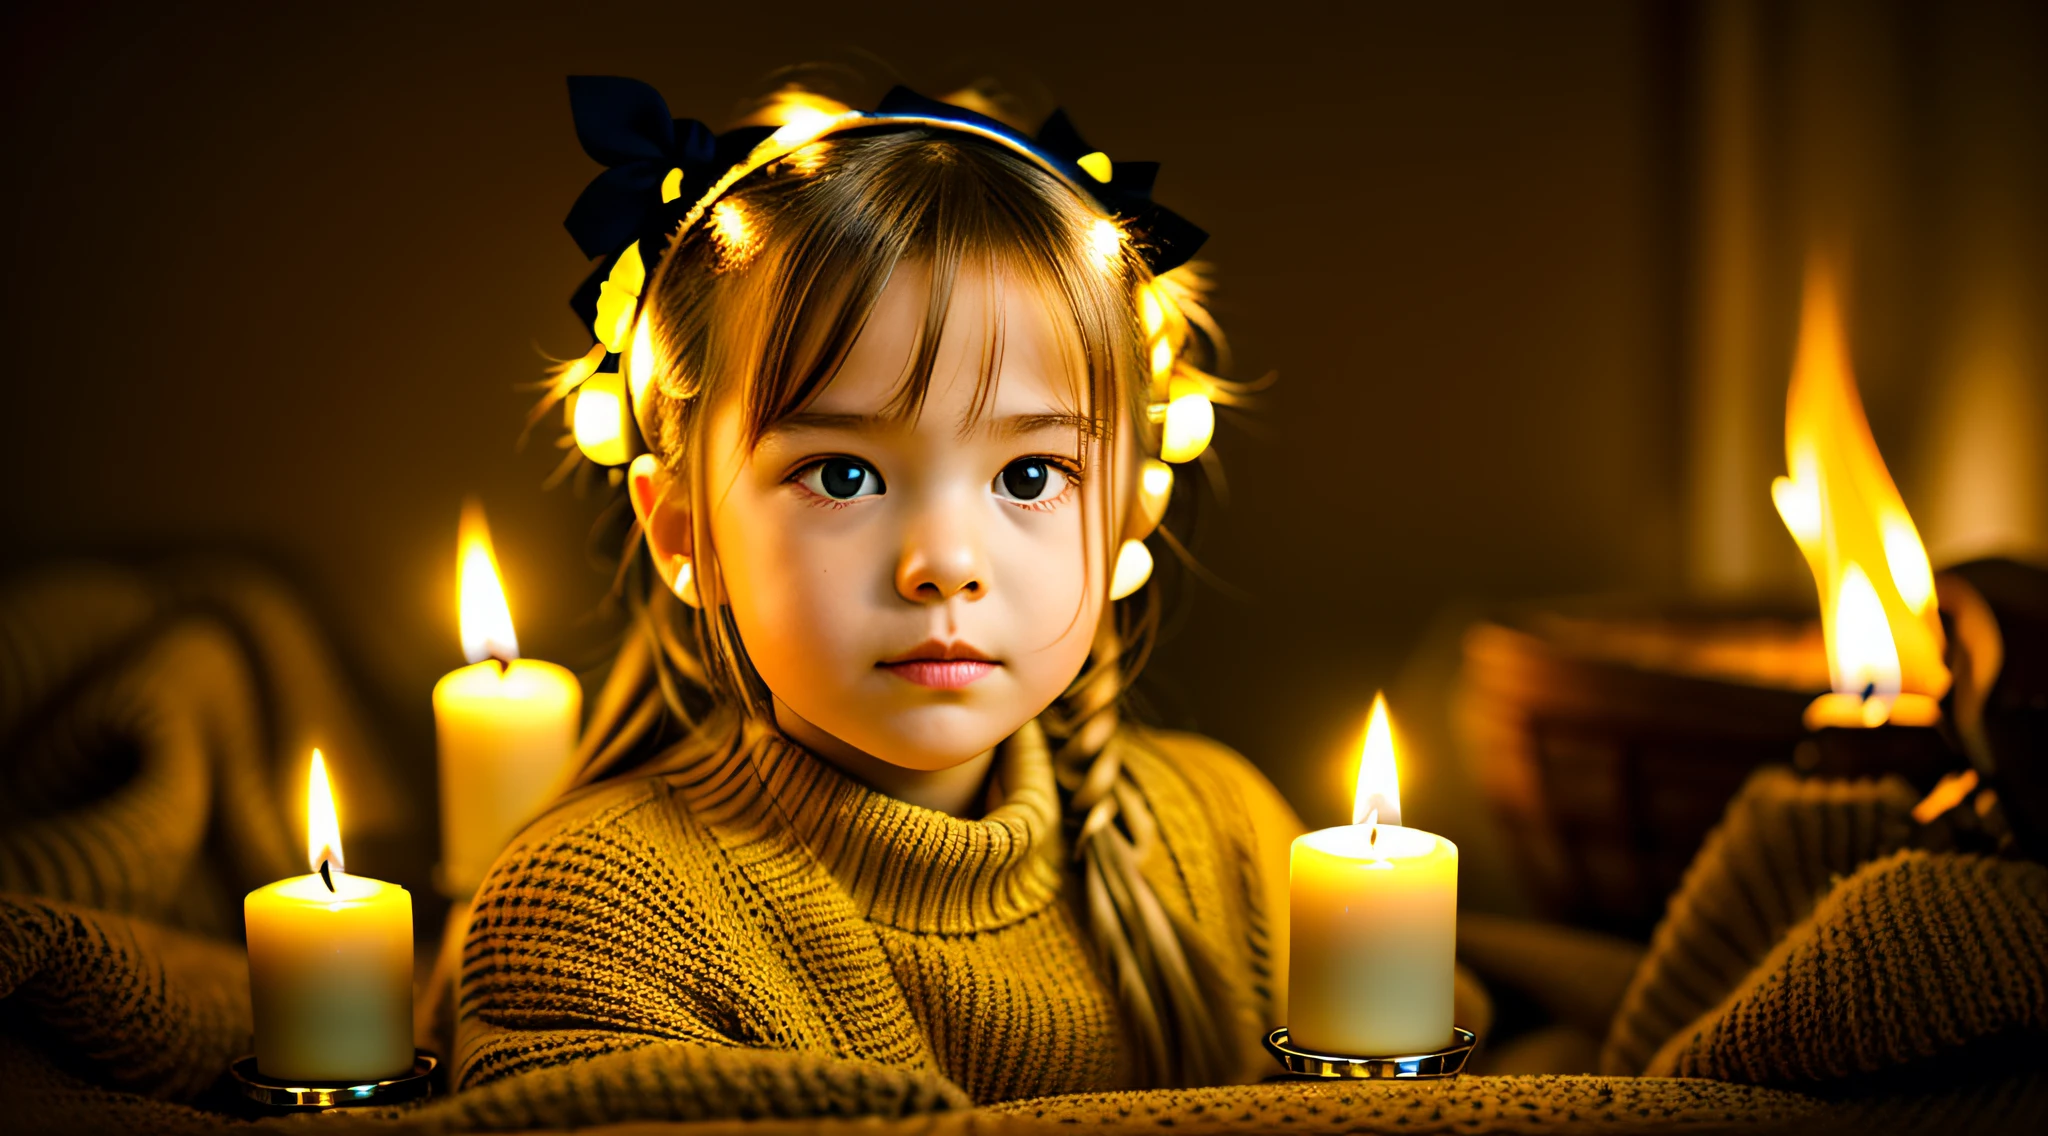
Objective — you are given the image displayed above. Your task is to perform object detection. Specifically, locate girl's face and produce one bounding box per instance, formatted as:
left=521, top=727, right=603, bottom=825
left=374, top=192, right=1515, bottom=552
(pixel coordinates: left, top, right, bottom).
left=700, top=263, right=1119, bottom=771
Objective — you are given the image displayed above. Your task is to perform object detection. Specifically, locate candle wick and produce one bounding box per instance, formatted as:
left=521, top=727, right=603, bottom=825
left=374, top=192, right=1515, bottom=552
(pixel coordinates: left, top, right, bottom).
left=319, top=858, right=336, bottom=893
left=490, top=653, right=511, bottom=674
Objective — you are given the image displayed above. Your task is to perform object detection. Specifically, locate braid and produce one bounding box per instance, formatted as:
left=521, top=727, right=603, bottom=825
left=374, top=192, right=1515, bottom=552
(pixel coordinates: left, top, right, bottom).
left=1042, top=593, right=1244, bottom=1087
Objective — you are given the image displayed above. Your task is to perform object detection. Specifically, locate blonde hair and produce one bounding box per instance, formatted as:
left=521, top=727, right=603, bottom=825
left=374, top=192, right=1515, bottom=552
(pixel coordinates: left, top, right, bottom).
left=560, top=109, right=1244, bottom=1087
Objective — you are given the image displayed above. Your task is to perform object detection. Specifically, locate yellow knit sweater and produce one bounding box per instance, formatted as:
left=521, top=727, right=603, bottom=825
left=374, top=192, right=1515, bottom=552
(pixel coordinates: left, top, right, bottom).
left=453, top=720, right=1302, bottom=1120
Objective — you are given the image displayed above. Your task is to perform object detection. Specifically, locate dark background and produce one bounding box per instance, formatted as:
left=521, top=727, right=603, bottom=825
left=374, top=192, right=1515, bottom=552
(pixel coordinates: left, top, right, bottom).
left=5, top=1, right=2044, bottom=904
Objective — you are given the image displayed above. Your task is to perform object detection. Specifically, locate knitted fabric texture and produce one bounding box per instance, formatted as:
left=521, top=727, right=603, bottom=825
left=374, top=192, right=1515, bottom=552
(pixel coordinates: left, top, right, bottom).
left=1602, top=765, right=2048, bottom=1085
left=1647, top=848, right=2048, bottom=1082
left=450, top=722, right=1299, bottom=1127
left=1600, top=767, right=1919, bottom=1073
left=0, top=562, right=404, bottom=1130
left=7, top=567, right=2047, bottom=1132
left=0, top=560, right=409, bottom=935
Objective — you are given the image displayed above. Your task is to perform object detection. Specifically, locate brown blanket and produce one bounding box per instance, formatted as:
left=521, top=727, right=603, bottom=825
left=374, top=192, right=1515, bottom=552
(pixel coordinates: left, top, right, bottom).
left=1602, top=768, right=2048, bottom=1083
left=2, top=565, right=2043, bottom=1133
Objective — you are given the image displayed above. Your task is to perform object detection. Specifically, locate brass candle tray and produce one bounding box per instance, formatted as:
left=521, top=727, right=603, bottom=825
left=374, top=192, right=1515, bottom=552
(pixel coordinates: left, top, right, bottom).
left=230, top=1050, right=437, bottom=1110
left=1265, top=1026, right=1476, bottom=1079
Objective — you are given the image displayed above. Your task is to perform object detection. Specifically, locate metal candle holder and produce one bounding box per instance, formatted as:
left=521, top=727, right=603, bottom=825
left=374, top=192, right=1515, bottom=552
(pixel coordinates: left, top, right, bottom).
left=229, top=1050, right=437, bottom=1111
left=1264, top=1027, right=1476, bottom=1079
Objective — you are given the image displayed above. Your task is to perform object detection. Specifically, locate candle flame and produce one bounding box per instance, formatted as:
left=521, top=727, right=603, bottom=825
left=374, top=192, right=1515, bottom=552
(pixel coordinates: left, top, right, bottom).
left=1352, top=692, right=1402, bottom=827
left=1832, top=562, right=1902, bottom=725
left=1770, top=261, right=1948, bottom=725
left=307, top=748, right=345, bottom=877
left=458, top=499, right=519, bottom=665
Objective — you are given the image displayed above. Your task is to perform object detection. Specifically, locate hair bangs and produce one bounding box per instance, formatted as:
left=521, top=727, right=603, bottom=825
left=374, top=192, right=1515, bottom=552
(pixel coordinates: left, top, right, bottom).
left=726, top=129, right=1143, bottom=452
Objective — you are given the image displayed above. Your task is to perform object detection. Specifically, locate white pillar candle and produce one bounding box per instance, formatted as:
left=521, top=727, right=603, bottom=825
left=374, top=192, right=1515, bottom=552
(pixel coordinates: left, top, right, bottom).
left=433, top=658, right=581, bottom=893
left=1287, top=693, right=1460, bottom=1055
left=432, top=502, right=581, bottom=896
left=244, top=750, right=414, bottom=1081
left=1288, top=822, right=1458, bottom=1055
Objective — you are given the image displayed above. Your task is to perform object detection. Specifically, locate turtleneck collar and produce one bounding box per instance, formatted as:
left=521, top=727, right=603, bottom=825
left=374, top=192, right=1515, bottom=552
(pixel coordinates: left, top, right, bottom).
left=669, top=720, right=1066, bottom=934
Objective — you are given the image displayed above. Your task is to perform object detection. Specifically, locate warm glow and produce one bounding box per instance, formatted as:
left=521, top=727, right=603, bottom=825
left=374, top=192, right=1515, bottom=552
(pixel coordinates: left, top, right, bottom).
left=1109, top=538, right=1153, bottom=600
left=307, top=749, right=344, bottom=875
left=1089, top=218, right=1123, bottom=268
left=709, top=200, right=758, bottom=268
left=671, top=558, right=698, bottom=606
left=1352, top=693, right=1402, bottom=827
left=573, top=371, right=632, bottom=467
left=1077, top=151, right=1113, bottom=183
left=1882, top=514, right=1936, bottom=616
left=1831, top=563, right=1901, bottom=723
left=1159, top=389, right=1215, bottom=464
left=1911, top=768, right=1979, bottom=825
left=1136, top=458, right=1174, bottom=530
left=626, top=308, right=656, bottom=410
left=1139, top=283, right=1167, bottom=337
left=593, top=241, right=645, bottom=353
left=1771, top=262, right=1948, bottom=725
left=457, top=500, right=519, bottom=664
left=1150, top=337, right=1174, bottom=380
left=767, top=106, right=845, bottom=149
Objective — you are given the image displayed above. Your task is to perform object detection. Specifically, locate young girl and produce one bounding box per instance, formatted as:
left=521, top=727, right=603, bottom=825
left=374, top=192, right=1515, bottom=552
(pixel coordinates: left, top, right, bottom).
left=454, top=76, right=1303, bottom=1121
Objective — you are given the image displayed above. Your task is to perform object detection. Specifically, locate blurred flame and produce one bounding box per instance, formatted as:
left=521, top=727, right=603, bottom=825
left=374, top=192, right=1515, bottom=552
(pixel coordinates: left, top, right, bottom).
left=458, top=500, right=519, bottom=664
left=1770, top=263, right=1948, bottom=723
left=307, top=749, right=344, bottom=875
left=1352, top=693, right=1402, bottom=827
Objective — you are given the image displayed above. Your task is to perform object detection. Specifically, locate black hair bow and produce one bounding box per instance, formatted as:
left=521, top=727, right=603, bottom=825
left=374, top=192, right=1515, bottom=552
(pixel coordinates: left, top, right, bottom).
left=561, top=76, right=1209, bottom=338
left=563, top=76, right=777, bottom=338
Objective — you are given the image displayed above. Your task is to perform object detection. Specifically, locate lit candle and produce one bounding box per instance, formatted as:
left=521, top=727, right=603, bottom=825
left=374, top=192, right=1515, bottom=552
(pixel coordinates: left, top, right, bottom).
left=431, top=501, right=582, bottom=896
left=1288, top=693, right=1459, bottom=1056
left=1770, top=263, right=1947, bottom=730
left=244, top=750, right=414, bottom=1081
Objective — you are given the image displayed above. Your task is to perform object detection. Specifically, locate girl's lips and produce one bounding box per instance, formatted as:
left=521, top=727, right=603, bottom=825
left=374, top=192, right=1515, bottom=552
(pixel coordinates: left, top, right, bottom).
left=878, top=659, right=999, bottom=689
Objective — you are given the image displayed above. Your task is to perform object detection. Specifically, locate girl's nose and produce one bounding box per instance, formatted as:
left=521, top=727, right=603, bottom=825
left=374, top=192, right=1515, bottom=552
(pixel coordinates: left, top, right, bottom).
left=895, top=504, right=989, bottom=604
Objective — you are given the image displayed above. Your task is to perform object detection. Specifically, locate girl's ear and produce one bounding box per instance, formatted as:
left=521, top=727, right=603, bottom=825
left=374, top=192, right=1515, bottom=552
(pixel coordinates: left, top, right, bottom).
left=628, top=454, right=694, bottom=592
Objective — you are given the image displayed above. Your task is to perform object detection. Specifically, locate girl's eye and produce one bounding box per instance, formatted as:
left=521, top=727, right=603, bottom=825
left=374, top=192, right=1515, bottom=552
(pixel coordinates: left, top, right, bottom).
left=993, top=458, right=1070, bottom=504
left=798, top=457, right=885, bottom=501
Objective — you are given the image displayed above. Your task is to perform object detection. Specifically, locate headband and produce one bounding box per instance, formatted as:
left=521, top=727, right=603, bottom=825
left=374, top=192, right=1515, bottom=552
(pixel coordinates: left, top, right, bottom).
left=549, top=76, right=1216, bottom=598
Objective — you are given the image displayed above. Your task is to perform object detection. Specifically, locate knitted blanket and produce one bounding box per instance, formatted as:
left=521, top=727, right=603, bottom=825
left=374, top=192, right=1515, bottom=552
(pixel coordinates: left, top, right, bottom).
left=4, top=567, right=2044, bottom=1132
left=0, top=561, right=411, bottom=1130
left=1601, top=768, right=2048, bottom=1083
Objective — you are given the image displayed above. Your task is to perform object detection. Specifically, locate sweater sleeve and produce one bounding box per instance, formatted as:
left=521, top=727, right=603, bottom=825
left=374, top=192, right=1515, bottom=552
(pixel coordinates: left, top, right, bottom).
left=452, top=778, right=969, bottom=1124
